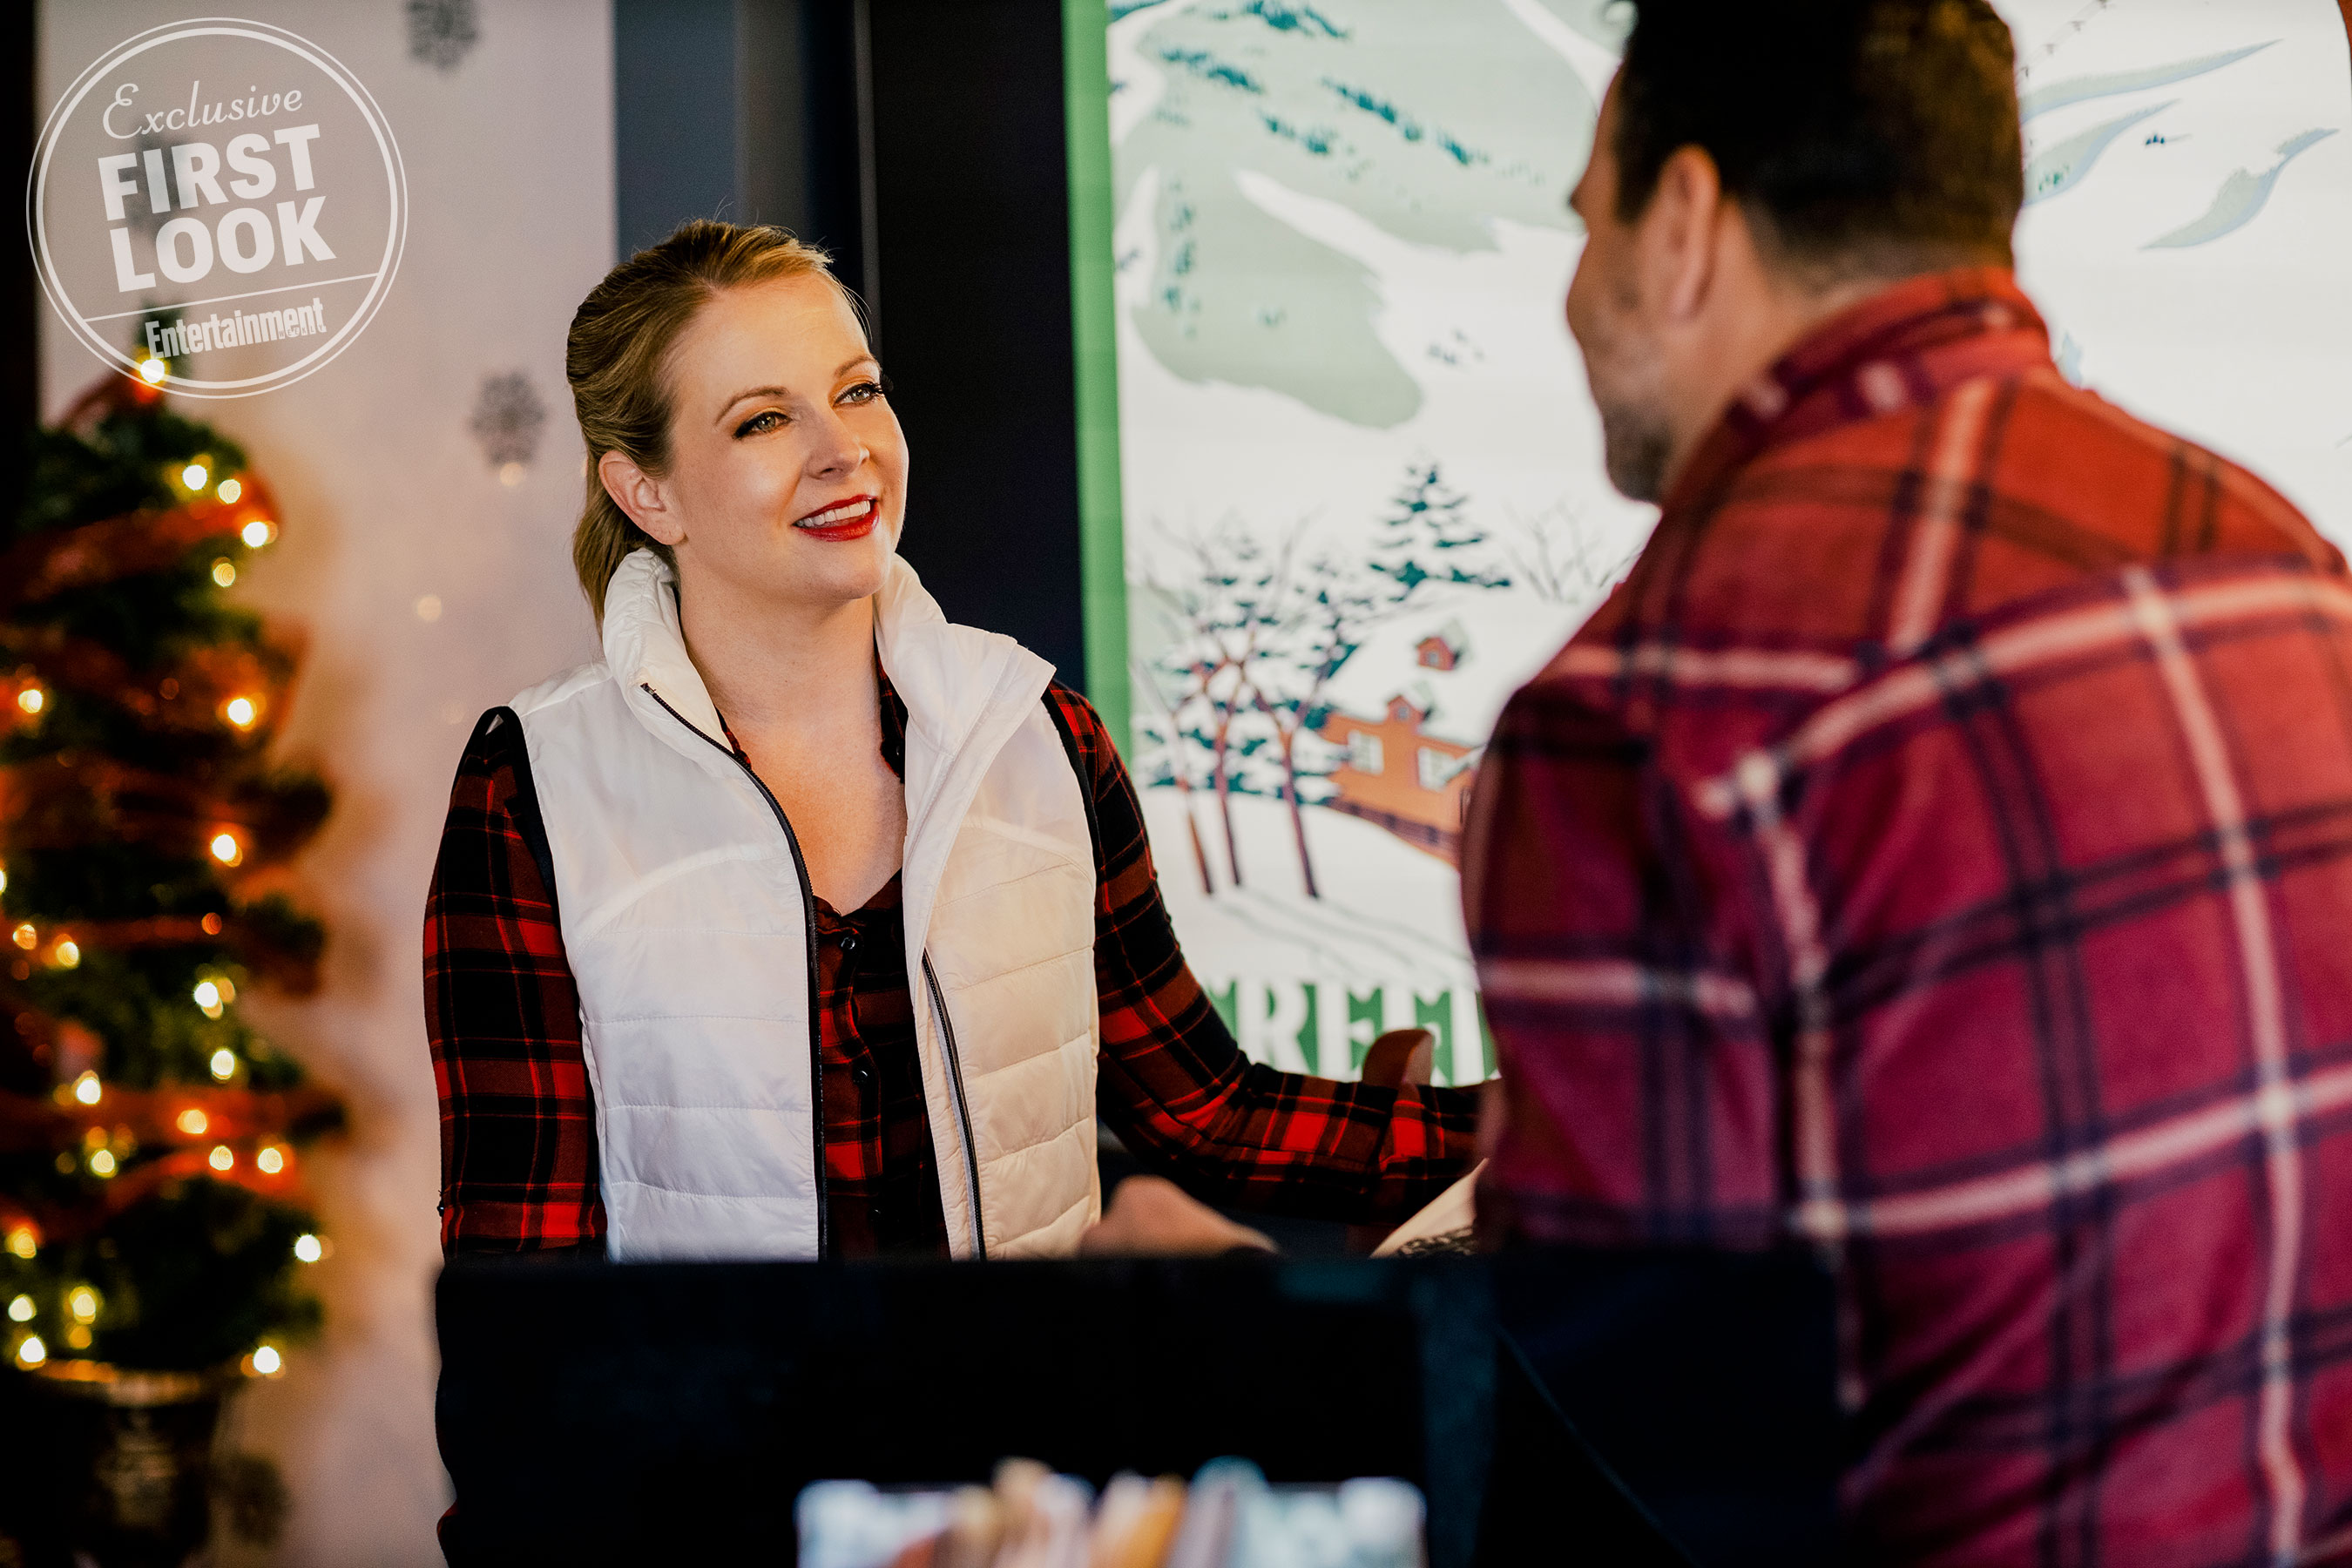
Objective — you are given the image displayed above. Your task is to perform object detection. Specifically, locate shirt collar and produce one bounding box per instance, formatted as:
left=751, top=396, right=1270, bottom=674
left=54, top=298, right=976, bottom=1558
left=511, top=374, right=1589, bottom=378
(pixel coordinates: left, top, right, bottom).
left=1659, top=267, right=2051, bottom=518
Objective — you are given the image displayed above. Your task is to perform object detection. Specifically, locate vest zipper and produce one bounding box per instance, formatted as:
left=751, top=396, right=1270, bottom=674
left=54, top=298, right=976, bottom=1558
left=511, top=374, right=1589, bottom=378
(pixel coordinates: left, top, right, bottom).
left=639, top=684, right=829, bottom=1260
left=923, top=953, right=988, bottom=1260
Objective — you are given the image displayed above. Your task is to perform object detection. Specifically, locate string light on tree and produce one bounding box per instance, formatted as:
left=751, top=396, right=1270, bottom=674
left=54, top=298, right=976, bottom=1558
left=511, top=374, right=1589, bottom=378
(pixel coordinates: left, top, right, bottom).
left=6, top=1295, right=31, bottom=1322
left=292, top=1234, right=322, bottom=1264
left=0, top=375, right=337, bottom=1381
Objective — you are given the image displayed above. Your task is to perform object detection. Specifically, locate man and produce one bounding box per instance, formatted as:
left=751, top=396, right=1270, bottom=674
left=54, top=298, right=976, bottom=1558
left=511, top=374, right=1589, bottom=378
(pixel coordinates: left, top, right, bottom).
left=1466, top=2, right=2352, bottom=1562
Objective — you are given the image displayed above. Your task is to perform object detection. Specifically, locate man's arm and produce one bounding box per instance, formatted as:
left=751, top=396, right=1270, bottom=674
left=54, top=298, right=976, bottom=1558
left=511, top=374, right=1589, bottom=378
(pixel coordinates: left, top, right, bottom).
left=1044, top=686, right=1480, bottom=1227
left=1463, top=674, right=1781, bottom=1249
left=425, top=708, right=605, bottom=1255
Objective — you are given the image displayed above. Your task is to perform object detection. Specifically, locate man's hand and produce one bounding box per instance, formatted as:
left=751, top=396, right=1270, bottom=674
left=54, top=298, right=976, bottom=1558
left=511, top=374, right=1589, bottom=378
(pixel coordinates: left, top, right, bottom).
left=1078, top=1175, right=1277, bottom=1257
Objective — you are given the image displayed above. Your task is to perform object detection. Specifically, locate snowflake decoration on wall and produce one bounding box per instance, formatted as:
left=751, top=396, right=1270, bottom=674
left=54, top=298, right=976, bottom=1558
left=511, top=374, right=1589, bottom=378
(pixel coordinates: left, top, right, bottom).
left=470, top=372, right=546, bottom=485
left=408, top=0, right=480, bottom=72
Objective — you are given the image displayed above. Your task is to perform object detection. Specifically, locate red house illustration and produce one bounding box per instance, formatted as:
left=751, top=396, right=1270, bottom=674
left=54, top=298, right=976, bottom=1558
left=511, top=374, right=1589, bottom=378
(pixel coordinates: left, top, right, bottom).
left=1315, top=685, right=1478, bottom=864
left=1415, top=621, right=1466, bottom=672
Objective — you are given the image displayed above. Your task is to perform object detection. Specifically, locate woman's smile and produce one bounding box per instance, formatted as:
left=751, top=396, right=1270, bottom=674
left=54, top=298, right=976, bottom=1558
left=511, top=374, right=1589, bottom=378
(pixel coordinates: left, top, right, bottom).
left=792, top=493, right=880, bottom=541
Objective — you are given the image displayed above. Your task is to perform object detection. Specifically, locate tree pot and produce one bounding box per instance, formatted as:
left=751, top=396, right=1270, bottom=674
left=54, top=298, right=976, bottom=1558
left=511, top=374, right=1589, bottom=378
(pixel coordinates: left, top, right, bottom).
left=10, top=1360, right=229, bottom=1568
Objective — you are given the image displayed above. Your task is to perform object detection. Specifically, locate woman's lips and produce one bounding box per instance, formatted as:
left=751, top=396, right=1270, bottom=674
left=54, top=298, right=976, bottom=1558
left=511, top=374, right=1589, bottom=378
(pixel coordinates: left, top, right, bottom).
left=792, top=495, right=879, bottom=542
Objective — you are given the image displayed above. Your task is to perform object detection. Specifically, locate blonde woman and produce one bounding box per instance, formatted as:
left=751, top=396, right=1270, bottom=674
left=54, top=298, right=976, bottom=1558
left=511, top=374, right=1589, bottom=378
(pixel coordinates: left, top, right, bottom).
left=425, top=221, right=1475, bottom=1261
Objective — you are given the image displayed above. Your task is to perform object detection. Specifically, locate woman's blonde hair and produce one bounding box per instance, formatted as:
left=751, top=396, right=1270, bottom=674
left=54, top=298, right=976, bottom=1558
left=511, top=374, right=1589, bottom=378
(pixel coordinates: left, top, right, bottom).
left=566, top=220, right=860, bottom=624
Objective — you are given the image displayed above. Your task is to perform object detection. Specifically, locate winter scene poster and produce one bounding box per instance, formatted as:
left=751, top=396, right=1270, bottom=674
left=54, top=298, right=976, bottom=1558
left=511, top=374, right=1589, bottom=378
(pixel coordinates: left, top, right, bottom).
left=1093, top=0, right=2352, bottom=1085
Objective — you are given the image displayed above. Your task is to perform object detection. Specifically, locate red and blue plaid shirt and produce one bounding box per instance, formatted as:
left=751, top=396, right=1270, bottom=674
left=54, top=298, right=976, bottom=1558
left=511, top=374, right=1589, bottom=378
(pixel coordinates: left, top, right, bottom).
left=427, top=678, right=1474, bottom=1259
left=1467, top=269, right=2352, bottom=1565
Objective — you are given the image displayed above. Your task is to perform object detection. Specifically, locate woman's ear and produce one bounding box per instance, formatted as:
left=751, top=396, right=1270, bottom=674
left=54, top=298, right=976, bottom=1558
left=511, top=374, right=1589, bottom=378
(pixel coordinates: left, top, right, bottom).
left=598, top=449, right=685, bottom=548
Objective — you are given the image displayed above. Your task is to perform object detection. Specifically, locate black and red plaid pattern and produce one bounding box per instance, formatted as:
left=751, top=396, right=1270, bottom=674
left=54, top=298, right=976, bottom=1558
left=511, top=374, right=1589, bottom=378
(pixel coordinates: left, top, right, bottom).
left=427, top=677, right=1477, bottom=1260
left=1466, top=268, right=2352, bottom=1564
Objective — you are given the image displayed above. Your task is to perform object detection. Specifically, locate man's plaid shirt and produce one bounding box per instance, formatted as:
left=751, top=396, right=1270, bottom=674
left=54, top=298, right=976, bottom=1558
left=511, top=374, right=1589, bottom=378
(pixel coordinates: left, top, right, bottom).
left=427, top=679, right=1475, bottom=1258
left=1466, top=269, right=2352, bottom=1565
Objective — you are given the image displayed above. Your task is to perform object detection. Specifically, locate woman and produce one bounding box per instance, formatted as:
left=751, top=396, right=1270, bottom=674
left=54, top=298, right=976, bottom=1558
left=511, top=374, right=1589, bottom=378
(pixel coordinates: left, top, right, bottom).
left=424, top=220, right=1476, bottom=1261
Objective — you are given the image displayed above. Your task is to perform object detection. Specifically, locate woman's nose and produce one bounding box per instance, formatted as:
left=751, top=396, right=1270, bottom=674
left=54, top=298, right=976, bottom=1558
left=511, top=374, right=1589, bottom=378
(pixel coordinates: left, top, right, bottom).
left=807, top=412, right=866, bottom=476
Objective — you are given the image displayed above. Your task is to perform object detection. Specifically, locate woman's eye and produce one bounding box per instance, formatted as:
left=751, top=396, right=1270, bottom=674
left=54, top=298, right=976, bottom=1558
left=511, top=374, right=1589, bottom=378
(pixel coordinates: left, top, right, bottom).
left=838, top=376, right=891, bottom=406
left=734, top=409, right=786, bottom=437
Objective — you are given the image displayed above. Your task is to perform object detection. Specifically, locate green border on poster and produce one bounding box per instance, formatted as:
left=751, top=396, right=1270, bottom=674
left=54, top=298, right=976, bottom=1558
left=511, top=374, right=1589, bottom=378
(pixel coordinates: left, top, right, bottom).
left=1062, top=0, right=1131, bottom=755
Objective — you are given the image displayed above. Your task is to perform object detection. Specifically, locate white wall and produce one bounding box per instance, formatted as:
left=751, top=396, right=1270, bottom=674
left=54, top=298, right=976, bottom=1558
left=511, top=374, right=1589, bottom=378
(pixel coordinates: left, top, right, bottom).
left=37, top=3, right=612, bottom=1560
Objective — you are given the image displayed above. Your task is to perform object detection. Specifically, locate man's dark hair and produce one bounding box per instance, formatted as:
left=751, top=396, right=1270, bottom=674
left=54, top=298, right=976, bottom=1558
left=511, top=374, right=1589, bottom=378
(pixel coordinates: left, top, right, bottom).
left=1613, top=0, right=2024, bottom=277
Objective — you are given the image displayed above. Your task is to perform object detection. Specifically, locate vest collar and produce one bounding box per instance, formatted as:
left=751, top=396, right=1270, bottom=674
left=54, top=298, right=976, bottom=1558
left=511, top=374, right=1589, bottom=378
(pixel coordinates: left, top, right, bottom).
left=598, top=548, right=1056, bottom=848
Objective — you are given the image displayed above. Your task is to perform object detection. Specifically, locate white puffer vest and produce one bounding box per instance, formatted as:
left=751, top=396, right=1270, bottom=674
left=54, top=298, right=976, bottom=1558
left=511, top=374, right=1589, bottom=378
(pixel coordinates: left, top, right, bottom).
left=510, top=550, right=1102, bottom=1261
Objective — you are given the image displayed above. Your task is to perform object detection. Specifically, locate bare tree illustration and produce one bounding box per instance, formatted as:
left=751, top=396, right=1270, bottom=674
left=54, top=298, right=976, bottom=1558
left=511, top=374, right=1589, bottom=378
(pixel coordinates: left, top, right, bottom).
left=1500, top=497, right=1639, bottom=606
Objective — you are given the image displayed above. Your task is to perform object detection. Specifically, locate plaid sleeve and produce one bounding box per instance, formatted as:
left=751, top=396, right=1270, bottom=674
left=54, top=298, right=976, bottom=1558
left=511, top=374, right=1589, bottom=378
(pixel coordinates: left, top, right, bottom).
left=1044, top=685, right=1480, bottom=1226
left=424, top=707, right=605, bottom=1254
left=1460, top=675, right=1780, bottom=1250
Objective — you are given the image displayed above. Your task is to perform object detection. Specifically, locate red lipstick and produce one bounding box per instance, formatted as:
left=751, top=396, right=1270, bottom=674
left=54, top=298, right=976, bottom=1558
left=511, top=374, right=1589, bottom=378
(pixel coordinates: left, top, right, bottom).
left=791, top=494, right=880, bottom=542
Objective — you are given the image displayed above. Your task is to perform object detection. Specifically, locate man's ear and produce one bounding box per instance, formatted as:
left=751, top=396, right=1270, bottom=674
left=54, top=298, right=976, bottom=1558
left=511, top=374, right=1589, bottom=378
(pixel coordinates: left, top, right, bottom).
left=598, top=449, right=684, bottom=548
left=1640, top=145, right=1726, bottom=325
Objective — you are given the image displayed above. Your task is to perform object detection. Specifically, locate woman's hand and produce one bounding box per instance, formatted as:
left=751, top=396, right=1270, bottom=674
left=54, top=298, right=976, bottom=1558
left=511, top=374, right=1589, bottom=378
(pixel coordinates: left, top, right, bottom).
left=1078, top=1175, right=1276, bottom=1257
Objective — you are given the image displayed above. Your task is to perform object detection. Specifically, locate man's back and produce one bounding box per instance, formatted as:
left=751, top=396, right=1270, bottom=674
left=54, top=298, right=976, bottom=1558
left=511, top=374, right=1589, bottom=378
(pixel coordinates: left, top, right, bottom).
left=1469, top=268, right=2352, bottom=1564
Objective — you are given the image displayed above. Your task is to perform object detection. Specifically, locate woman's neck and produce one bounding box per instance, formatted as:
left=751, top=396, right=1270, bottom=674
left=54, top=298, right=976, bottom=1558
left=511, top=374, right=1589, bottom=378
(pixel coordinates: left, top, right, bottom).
left=673, top=572, right=879, bottom=742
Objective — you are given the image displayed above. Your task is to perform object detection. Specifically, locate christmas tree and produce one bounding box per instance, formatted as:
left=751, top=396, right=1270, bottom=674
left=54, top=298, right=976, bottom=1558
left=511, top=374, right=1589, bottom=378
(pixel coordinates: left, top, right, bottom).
left=0, top=366, right=339, bottom=1379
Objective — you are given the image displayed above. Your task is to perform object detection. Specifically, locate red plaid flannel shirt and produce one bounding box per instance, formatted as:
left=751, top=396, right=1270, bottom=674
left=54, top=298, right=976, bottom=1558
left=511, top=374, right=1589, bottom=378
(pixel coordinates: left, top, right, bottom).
left=427, top=679, right=1474, bottom=1258
left=1466, top=269, right=2352, bottom=1565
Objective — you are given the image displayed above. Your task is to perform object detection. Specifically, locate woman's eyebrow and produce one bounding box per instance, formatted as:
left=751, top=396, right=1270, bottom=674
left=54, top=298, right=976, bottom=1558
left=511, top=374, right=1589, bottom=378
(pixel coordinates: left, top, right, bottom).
left=715, top=385, right=791, bottom=424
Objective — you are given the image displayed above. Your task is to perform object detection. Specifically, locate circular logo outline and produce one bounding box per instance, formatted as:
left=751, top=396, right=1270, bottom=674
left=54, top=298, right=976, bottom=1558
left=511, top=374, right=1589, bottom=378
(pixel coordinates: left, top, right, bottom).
left=27, top=17, right=408, bottom=400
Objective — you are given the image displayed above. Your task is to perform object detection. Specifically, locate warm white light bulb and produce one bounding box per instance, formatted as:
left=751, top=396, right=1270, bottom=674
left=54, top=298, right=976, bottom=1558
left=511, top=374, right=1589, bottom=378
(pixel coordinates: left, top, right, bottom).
left=5, top=1295, right=30, bottom=1322
left=207, top=1144, right=233, bottom=1172
left=177, top=1108, right=208, bottom=1136
left=193, top=980, right=220, bottom=1010
left=3, top=1227, right=34, bottom=1260
left=240, top=519, right=274, bottom=548
left=67, top=1288, right=97, bottom=1324
left=87, top=1150, right=115, bottom=1177
left=208, top=832, right=241, bottom=866
left=17, top=1334, right=44, bottom=1367
left=251, top=1344, right=280, bottom=1375
left=181, top=463, right=208, bottom=490
left=255, top=1146, right=284, bottom=1175
left=224, top=697, right=256, bottom=728
left=217, top=478, right=243, bottom=504
left=138, top=357, right=167, bottom=384
left=71, top=1072, right=100, bottom=1106
left=293, top=1233, right=322, bottom=1264
left=17, top=687, right=41, bottom=715
left=209, top=1048, right=236, bottom=1080
left=210, top=558, right=236, bottom=588
left=52, top=939, right=78, bottom=969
